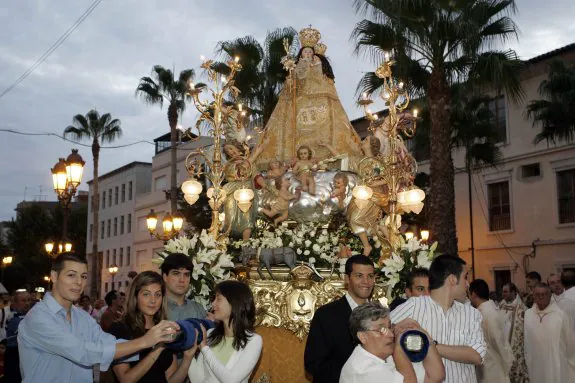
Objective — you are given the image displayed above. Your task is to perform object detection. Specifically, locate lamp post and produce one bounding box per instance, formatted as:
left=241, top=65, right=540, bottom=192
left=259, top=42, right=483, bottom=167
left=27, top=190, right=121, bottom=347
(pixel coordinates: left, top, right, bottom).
left=51, top=149, right=85, bottom=240
left=145, top=210, right=184, bottom=241
left=1, top=256, right=13, bottom=283
left=108, top=265, right=118, bottom=288
left=44, top=240, right=73, bottom=257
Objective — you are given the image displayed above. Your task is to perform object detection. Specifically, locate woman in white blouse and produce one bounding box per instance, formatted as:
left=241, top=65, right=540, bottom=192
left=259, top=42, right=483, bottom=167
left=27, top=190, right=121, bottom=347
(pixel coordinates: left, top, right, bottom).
left=188, top=280, right=262, bottom=383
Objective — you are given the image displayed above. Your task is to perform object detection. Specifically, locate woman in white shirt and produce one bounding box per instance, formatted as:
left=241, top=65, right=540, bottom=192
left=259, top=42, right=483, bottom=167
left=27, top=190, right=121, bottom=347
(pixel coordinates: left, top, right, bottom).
left=188, top=280, right=262, bottom=383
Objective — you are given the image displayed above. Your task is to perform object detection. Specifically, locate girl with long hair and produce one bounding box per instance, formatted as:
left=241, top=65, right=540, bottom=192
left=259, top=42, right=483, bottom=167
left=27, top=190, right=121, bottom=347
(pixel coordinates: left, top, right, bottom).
left=109, top=271, right=197, bottom=383
left=188, top=280, right=262, bottom=382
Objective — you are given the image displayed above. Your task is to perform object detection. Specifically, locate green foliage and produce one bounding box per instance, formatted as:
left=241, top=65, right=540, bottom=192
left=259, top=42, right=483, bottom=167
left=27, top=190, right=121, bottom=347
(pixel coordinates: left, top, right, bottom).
left=526, top=60, right=575, bottom=145
left=63, top=109, right=122, bottom=144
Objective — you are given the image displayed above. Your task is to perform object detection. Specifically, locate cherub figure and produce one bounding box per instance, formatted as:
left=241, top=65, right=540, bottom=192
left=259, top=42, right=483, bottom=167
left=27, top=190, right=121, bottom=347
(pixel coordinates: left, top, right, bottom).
left=331, top=172, right=349, bottom=209
left=292, top=145, right=317, bottom=195
left=255, top=159, right=287, bottom=190
left=260, top=176, right=300, bottom=226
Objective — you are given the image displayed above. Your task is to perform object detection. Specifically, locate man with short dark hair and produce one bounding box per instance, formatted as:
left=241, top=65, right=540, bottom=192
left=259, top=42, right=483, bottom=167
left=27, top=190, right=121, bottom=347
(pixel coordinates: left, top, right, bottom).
left=469, top=279, right=513, bottom=383
left=498, top=282, right=529, bottom=382
left=4, top=289, right=31, bottom=382
left=391, top=254, right=486, bottom=383
left=160, top=253, right=206, bottom=321
left=305, top=255, right=376, bottom=382
left=524, top=282, right=573, bottom=382
left=340, top=301, right=444, bottom=382
left=18, top=252, right=179, bottom=383
left=100, top=290, right=122, bottom=332
left=524, top=271, right=541, bottom=308
left=389, top=268, right=430, bottom=311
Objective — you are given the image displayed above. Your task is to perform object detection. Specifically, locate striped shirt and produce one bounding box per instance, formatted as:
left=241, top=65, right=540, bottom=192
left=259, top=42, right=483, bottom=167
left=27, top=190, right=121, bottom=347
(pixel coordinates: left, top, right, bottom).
left=390, top=296, right=487, bottom=383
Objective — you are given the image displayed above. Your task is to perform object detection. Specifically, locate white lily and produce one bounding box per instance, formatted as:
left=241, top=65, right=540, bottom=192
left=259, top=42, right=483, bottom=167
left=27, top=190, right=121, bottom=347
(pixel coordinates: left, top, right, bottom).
left=191, top=259, right=206, bottom=280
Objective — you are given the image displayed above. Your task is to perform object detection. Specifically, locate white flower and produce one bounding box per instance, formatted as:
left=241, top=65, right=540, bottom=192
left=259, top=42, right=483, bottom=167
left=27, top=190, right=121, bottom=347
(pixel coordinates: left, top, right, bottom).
left=416, top=251, right=432, bottom=269
left=210, top=264, right=225, bottom=279
left=217, top=253, right=235, bottom=268
left=308, top=257, right=316, bottom=264
left=405, top=238, right=422, bottom=253
left=192, top=259, right=206, bottom=280
left=381, top=253, right=405, bottom=277
left=199, top=282, right=211, bottom=296
left=331, top=237, right=339, bottom=245
left=322, top=229, right=328, bottom=236
left=312, top=244, right=321, bottom=252
left=310, top=230, right=316, bottom=237
left=196, top=248, right=220, bottom=263
left=288, top=242, right=294, bottom=247
left=199, top=230, right=216, bottom=248
left=304, top=240, right=312, bottom=248
left=304, top=250, right=310, bottom=256
left=296, top=248, right=302, bottom=255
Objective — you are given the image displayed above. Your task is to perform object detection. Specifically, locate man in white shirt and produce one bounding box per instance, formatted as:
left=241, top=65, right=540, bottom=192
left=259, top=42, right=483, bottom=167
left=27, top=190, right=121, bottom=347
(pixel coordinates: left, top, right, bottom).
left=499, top=283, right=529, bottom=382
left=524, top=282, right=574, bottom=382
left=340, top=301, right=444, bottom=383
left=391, top=254, right=486, bottom=383
left=548, top=273, right=565, bottom=301
left=469, top=279, right=513, bottom=383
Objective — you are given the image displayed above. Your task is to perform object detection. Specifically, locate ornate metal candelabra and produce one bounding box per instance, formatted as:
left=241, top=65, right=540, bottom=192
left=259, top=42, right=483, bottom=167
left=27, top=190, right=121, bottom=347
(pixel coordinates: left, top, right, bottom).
left=355, top=53, right=425, bottom=256
left=180, top=56, right=254, bottom=249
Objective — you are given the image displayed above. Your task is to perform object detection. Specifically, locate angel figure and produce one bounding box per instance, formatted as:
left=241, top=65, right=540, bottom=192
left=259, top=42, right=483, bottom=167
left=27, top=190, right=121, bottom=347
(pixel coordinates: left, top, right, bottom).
left=292, top=145, right=317, bottom=195
left=254, top=159, right=287, bottom=190
left=260, top=176, right=300, bottom=226
left=331, top=172, right=349, bottom=209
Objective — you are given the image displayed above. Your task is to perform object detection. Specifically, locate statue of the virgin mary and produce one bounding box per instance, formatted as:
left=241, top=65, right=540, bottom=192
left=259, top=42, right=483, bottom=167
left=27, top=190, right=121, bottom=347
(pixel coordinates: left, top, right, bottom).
left=255, top=26, right=363, bottom=166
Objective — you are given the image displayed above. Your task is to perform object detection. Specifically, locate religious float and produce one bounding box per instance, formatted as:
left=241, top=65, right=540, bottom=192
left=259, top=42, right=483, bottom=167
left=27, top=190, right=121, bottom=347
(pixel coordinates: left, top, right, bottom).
left=154, top=26, right=435, bottom=382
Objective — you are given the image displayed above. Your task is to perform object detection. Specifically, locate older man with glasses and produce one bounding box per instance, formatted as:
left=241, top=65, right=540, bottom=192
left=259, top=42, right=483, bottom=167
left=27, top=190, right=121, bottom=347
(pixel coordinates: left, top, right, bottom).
left=340, top=301, right=444, bottom=383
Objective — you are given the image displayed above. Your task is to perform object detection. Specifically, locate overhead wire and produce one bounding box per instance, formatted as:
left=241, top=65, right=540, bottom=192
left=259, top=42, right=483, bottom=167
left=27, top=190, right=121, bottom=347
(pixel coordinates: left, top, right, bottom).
left=0, top=0, right=105, bottom=100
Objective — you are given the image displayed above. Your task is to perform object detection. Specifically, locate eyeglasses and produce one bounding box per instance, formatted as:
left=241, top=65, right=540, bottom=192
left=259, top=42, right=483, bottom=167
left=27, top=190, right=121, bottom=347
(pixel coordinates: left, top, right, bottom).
left=364, top=326, right=393, bottom=337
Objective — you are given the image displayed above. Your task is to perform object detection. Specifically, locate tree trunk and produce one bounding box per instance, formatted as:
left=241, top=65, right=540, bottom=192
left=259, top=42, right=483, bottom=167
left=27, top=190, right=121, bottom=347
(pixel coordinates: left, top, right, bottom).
left=168, top=103, right=179, bottom=214
left=89, top=139, right=101, bottom=298
left=428, top=69, right=458, bottom=255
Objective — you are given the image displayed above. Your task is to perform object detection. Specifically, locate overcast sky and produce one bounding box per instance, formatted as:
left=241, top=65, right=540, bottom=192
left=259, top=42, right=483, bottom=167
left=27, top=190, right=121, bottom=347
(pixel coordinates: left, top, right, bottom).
left=0, top=0, right=573, bottom=221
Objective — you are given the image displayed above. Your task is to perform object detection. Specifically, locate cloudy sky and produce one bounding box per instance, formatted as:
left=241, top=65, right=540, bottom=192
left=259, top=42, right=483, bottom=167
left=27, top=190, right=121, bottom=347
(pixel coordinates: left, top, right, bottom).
left=0, top=0, right=573, bottom=221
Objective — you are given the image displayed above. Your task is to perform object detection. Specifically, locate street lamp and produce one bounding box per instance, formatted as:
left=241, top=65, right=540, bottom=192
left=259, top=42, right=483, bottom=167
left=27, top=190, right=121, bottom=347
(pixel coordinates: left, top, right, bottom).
left=50, top=149, right=85, bottom=240
left=44, top=240, right=73, bottom=257
left=1, top=256, right=13, bottom=283
left=108, top=264, right=118, bottom=287
left=420, top=230, right=430, bottom=242
left=145, top=209, right=184, bottom=241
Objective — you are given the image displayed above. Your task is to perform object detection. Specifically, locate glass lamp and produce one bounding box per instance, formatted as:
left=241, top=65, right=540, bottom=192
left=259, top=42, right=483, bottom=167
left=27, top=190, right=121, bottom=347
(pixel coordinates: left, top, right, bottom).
left=65, top=149, right=85, bottom=188
left=51, top=158, right=68, bottom=195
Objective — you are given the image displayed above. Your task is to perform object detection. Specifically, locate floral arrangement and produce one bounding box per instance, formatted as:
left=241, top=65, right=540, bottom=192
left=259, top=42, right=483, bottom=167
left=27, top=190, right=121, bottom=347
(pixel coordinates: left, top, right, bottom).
left=380, top=237, right=438, bottom=299
left=154, top=230, right=235, bottom=308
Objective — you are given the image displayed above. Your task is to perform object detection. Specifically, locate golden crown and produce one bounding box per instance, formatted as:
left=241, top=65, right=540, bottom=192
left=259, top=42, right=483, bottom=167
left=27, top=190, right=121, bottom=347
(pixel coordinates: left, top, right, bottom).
left=314, top=42, right=327, bottom=55
left=299, top=26, right=321, bottom=48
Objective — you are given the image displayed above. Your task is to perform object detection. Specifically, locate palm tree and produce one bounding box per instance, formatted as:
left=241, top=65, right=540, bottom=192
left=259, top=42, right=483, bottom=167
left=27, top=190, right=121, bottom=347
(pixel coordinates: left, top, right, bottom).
left=136, top=66, right=197, bottom=213
left=526, top=60, right=575, bottom=145
left=352, top=0, right=523, bottom=254
left=212, top=27, right=297, bottom=126
left=63, top=110, right=122, bottom=297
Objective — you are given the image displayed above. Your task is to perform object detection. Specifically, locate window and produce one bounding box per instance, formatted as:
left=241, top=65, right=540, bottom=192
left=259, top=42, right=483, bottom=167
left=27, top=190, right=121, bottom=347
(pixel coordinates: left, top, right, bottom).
left=113, top=217, right=118, bottom=236
left=557, top=169, right=575, bottom=224
left=89, top=224, right=93, bottom=242
left=113, top=249, right=117, bottom=265
left=102, top=191, right=106, bottom=209
left=119, top=247, right=124, bottom=267
left=121, top=184, right=126, bottom=202
left=154, top=176, right=167, bottom=191
left=108, top=189, right=112, bottom=206
left=128, top=181, right=133, bottom=200
left=487, top=95, right=507, bottom=143
left=120, top=215, right=125, bottom=235
left=106, top=250, right=110, bottom=267
left=127, top=214, right=132, bottom=233
left=127, top=246, right=131, bottom=266
left=115, top=186, right=119, bottom=205
left=488, top=181, right=511, bottom=231
left=494, top=269, right=511, bottom=297
left=107, top=219, right=111, bottom=237
left=100, top=221, right=105, bottom=239
left=521, top=163, right=541, bottom=179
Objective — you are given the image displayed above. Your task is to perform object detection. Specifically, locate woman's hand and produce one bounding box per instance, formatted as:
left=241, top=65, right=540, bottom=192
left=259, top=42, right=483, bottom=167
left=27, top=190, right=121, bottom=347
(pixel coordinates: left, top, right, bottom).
left=183, top=329, right=199, bottom=359
left=143, top=320, right=180, bottom=348
left=199, top=324, right=208, bottom=350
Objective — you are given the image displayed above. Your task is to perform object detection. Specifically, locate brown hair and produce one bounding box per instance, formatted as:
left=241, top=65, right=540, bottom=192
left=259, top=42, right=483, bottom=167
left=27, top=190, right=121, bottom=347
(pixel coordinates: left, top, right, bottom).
left=223, top=139, right=246, bottom=160
left=123, top=271, right=167, bottom=337
left=333, top=172, right=349, bottom=185
left=296, top=145, right=312, bottom=160
left=268, top=159, right=281, bottom=169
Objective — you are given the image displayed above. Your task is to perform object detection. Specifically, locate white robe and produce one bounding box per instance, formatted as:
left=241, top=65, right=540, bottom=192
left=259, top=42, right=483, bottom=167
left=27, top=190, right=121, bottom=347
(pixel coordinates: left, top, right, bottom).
left=524, top=301, right=575, bottom=383
left=476, top=300, right=513, bottom=383
left=500, top=296, right=522, bottom=343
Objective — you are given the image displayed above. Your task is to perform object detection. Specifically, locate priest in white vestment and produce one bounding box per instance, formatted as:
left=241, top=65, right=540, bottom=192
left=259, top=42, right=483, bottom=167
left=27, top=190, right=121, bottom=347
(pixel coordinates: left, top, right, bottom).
left=499, top=283, right=529, bottom=383
left=470, top=279, right=513, bottom=383
left=524, top=282, right=575, bottom=383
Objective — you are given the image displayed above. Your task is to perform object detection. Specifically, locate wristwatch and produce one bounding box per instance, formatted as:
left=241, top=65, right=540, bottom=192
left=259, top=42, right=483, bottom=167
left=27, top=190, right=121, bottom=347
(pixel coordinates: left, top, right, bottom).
left=432, top=340, right=439, bottom=346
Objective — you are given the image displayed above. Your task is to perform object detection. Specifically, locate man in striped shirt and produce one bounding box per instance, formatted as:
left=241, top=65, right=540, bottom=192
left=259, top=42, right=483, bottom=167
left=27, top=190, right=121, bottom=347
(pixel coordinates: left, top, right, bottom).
left=391, top=254, right=486, bottom=383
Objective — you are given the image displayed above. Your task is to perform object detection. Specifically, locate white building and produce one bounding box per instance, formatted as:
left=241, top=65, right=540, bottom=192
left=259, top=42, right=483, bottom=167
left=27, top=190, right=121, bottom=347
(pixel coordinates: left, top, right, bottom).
left=85, top=161, right=152, bottom=297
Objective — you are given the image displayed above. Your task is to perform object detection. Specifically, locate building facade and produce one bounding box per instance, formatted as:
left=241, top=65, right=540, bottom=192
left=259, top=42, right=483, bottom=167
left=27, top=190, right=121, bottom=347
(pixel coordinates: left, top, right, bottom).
left=85, top=162, right=152, bottom=297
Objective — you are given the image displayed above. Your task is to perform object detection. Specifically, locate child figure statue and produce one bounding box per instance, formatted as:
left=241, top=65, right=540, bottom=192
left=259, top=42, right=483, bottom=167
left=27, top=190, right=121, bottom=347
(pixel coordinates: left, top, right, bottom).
left=292, top=145, right=317, bottom=195
left=261, top=176, right=300, bottom=226
left=331, top=172, right=349, bottom=209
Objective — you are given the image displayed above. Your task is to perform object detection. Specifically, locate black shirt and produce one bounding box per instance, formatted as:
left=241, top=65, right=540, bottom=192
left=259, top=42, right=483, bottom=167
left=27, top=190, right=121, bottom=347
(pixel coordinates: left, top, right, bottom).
left=109, top=322, right=174, bottom=383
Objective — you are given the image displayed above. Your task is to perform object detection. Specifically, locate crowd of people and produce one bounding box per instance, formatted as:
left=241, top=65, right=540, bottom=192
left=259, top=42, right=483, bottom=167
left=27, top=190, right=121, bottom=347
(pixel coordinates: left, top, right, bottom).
left=1, top=250, right=574, bottom=382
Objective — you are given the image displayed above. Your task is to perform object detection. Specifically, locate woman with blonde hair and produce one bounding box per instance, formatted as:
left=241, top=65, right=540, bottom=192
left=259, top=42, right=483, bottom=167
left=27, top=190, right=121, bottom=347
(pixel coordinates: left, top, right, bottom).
left=109, top=271, right=197, bottom=383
